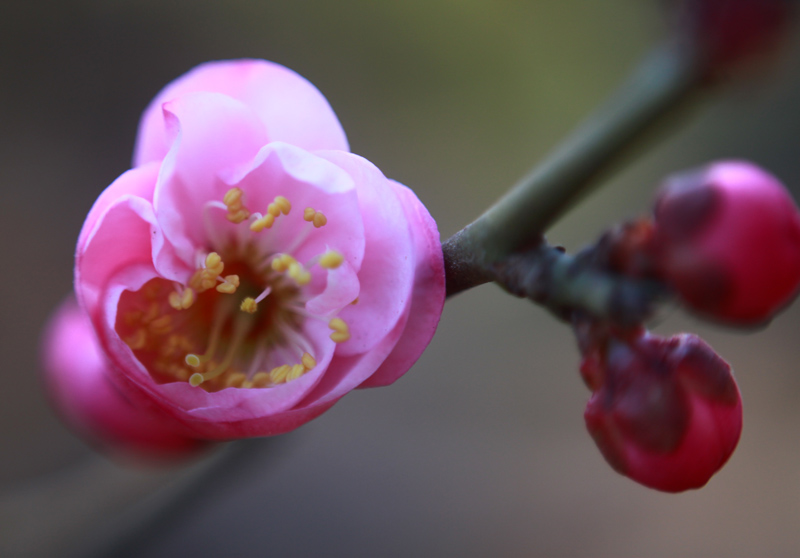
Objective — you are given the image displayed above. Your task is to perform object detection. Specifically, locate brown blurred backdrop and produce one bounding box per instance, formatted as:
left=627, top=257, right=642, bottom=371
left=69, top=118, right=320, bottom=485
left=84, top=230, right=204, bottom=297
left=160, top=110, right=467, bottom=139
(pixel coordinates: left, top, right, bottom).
left=3, top=1, right=800, bottom=556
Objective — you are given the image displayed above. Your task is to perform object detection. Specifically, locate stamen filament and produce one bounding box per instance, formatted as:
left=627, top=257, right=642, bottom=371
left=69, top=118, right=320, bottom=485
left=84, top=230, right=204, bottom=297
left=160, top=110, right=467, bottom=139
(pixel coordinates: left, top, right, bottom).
left=185, top=302, right=231, bottom=367
left=191, top=313, right=254, bottom=385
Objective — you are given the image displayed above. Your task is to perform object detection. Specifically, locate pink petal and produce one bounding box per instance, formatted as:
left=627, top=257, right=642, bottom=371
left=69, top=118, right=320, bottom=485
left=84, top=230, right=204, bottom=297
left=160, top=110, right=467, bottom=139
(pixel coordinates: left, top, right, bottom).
left=360, top=179, right=445, bottom=387
left=222, top=142, right=366, bottom=273
left=153, top=92, right=269, bottom=264
left=134, top=59, right=348, bottom=167
left=305, top=261, right=361, bottom=316
left=42, top=298, right=206, bottom=461
left=77, top=194, right=159, bottom=318
left=315, top=150, right=416, bottom=356
left=77, top=162, right=159, bottom=263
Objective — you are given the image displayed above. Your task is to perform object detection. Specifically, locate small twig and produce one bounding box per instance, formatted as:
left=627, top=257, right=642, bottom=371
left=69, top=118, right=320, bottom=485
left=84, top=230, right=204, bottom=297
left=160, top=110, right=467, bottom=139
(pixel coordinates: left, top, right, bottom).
left=73, top=437, right=282, bottom=558
left=443, top=41, right=704, bottom=297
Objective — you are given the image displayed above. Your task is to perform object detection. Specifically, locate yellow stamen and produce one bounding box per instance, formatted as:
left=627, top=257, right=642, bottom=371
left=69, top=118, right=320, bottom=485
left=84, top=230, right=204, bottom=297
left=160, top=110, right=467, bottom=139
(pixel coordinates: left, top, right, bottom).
left=189, top=373, right=204, bottom=387
left=267, top=203, right=281, bottom=217
left=250, top=214, right=275, bottom=232
left=205, top=252, right=223, bottom=275
left=169, top=287, right=196, bottom=310
left=185, top=354, right=201, bottom=367
left=330, top=332, right=350, bottom=343
left=271, top=254, right=296, bottom=272
left=329, top=317, right=350, bottom=343
left=313, top=212, right=327, bottom=228
left=216, top=275, right=240, bottom=294
left=288, top=364, right=305, bottom=381
left=227, top=209, right=250, bottom=224
left=274, top=196, right=291, bottom=215
left=270, top=364, right=291, bottom=384
left=184, top=303, right=230, bottom=367
left=223, top=188, right=250, bottom=223
left=303, top=207, right=316, bottom=222
left=287, top=262, right=311, bottom=285
left=301, top=352, right=316, bottom=370
left=148, top=315, right=172, bottom=335
left=319, top=250, right=344, bottom=269
left=223, top=187, right=244, bottom=207
left=224, top=372, right=247, bottom=388
left=251, top=372, right=271, bottom=388
left=191, top=314, right=253, bottom=385
left=125, top=329, right=147, bottom=350
left=240, top=297, right=257, bottom=314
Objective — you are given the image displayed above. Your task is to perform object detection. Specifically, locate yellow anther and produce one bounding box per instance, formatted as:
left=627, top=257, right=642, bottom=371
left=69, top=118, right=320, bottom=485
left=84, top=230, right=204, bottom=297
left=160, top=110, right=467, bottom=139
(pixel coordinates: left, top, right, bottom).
left=319, top=250, right=344, bottom=269
left=223, top=188, right=251, bottom=223
left=274, top=196, right=291, bottom=215
left=169, top=288, right=195, bottom=310
left=227, top=209, right=250, bottom=224
left=224, top=372, right=247, bottom=388
left=288, top=364, right=306, bottom=381
left=223, top=187, right=244, bottom=207
left=287, top=262, right=311, bottom=285
left=216, top=275, right=240, bottom=294
left=125, top=329, right=147, bottom=350
left=271, top=254, right=296, bottom=272
left=148, top=315, right=173, bottom=334
left=267, top=203, right=281, bottom=217
left=251, top=372, right=271, bottom=388
left=329, top=317, right=350, bottom=343
left=312, top=212, right=327, bottom=228
left=240, top=297, right=258, bottom=314
left=168, top=291, right=182, bottom=310
left=189, top=373, right=204, bottom=387
left=301, top=353, right=316, bottom=370
left=330, top=331, right=350, bottom=343
left=216, top=282, right=236, bottom=294
left=303, top=207, right=316, bottom=222
left=250, top=214, right=275, bottom=232
left=270, top=364, right=291, bottom=384
left=205, top=252, right=223, bottom=273
left=144, top=302, right=160, bottom=323
left=185, top=354, right=201, bottom=367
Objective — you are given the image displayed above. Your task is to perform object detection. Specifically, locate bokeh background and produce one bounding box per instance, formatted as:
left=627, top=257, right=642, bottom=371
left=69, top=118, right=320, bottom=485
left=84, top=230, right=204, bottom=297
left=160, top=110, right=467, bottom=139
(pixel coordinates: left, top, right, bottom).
left=3, top=1, right=800, bottom=556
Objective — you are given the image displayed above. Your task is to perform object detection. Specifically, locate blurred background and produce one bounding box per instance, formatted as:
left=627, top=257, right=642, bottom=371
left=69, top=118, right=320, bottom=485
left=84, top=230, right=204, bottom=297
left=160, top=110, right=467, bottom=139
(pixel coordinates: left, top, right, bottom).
left=3, top=0, right=800, bottom=556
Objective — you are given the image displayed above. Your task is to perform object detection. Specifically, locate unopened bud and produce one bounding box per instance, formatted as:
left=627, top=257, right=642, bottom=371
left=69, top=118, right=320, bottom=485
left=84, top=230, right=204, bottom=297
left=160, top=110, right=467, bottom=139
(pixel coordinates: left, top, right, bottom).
left=652, top=160, right=800, bottom=325
left=581, top=330, right=742, bottom=492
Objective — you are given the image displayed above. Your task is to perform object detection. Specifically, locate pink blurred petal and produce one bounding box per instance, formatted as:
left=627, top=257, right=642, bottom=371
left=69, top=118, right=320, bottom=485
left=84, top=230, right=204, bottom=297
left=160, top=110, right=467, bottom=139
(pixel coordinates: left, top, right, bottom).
left=42, top=298, right=206, bottom=461
left=134, top=59, right=347, bottom=167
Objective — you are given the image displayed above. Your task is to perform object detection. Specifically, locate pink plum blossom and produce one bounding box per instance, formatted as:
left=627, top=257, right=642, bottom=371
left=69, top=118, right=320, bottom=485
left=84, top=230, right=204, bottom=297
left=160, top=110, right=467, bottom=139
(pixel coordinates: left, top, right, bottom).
left=45, top=59, right=445, bottom=448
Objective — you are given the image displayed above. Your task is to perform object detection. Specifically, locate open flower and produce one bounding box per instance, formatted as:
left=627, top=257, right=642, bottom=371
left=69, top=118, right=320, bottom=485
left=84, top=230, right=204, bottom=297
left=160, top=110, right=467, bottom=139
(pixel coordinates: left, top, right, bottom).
left=46, top=60, right=445, bottom=447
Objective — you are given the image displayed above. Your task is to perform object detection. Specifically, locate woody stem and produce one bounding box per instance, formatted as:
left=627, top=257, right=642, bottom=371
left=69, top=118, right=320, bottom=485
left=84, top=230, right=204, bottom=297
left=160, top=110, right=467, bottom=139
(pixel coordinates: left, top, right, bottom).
left=442, top=40, right=704, bottom=297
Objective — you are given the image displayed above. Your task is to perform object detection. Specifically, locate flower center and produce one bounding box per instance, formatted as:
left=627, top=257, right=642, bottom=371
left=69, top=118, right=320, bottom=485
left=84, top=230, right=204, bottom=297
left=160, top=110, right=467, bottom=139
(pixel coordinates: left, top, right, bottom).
left=115, top=188, right=352, bottom=392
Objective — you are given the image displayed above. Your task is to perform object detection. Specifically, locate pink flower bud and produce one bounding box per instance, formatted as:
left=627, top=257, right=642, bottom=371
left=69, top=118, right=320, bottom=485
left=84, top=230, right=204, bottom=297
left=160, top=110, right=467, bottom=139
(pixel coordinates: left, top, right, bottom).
left=671, top=0, right=795, bottom=74
left=652, top=161, right=800, bottom=325
left=44, top=60, right=445, bottom=453
left=42, top=298, right=207, bottom=461
left=583, top=331, right=742, bottom=492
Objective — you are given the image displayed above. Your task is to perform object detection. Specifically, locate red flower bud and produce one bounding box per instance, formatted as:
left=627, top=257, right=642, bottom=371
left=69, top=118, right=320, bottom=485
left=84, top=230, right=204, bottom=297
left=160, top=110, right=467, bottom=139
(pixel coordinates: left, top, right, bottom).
left=671, top=0, right=795, bottom=74
left=652, top=161, right=800, bottom=325
left=582, top=331, right=742, bottom=492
